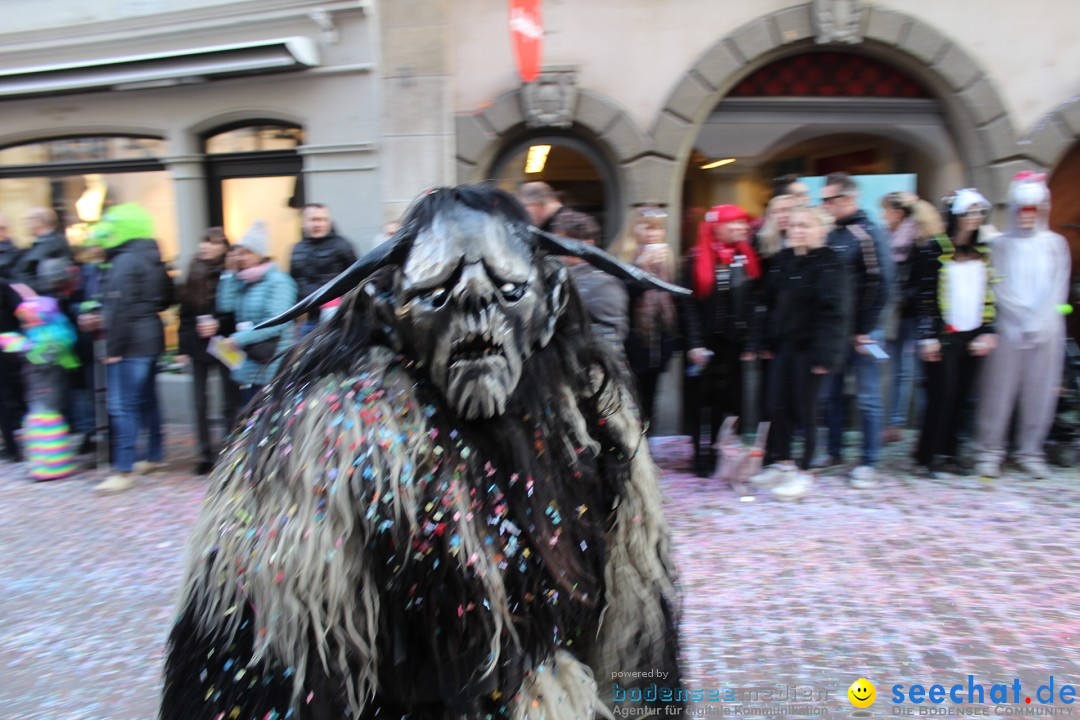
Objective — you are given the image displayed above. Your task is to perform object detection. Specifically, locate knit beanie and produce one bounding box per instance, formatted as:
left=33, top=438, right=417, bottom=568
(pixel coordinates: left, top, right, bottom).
left=238, top=220, right=270, bottom=259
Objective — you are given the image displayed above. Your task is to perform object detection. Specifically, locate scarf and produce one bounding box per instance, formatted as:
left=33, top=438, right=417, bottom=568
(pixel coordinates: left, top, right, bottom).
left=238, top=261, right=274, bottom=285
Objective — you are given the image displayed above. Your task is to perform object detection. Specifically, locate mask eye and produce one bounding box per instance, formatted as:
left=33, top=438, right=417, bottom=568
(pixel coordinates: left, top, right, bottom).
left=500, top=282, right=525, bottom=301
left=425, top=286, right=448, bottom=308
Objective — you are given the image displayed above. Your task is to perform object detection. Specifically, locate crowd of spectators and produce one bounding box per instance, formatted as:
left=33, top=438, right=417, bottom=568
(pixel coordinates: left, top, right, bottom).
left=0, top=177, right=1072, bottom=500
left=0, top=202, right=363, bottom=493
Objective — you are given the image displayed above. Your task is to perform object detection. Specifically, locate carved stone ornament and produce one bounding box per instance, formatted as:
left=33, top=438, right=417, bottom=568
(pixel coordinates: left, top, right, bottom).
left=813, top=0, right=863, bottom=45
left=521, top=68, right=577, bottom=129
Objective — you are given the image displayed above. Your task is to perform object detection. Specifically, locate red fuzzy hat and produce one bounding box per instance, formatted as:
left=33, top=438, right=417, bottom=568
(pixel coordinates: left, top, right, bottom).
left=693, top=205, right=759, bottom=298
left=703, top=204, right=750, bottom=225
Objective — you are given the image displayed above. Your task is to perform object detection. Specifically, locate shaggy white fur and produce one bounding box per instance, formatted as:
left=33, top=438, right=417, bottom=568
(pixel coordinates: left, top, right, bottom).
left=587, top=380, right=679, bottom=693
left=177, top=346, right=675, bottom=718
left=180, top=348, right=516, bottom=716
left=511, top=650, right=614, bottom=720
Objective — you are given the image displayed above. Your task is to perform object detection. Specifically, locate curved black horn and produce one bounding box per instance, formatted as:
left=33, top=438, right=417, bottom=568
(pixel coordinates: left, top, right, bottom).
left=255, top=235, right=406, bottom=329
left=533, top=227, right=691, bottom=296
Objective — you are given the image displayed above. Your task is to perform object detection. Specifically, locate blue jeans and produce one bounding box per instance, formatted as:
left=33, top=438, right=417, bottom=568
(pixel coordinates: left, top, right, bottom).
left=824, top=337, right=885, bottom=467
left=107, top=355, right=163, bottom=472
left=886, top=315, right=920, bottom=427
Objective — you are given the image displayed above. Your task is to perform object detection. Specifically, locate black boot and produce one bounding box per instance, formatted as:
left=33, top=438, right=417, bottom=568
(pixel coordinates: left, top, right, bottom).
left=78, top=435, right=96, bottom=455
left=693, top=447, right=715, bottom=478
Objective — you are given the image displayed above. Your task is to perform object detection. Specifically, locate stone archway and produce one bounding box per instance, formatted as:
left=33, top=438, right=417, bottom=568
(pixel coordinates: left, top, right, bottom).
left=1020, top=97, right=1080, bottom=171
left=455, top=83, right=670, bottom=208
left=652, top=2, right=1032, bottom=212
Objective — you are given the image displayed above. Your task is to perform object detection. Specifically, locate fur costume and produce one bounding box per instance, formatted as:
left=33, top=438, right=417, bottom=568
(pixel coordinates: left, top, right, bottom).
left=161, top=186, right=686, bottom=720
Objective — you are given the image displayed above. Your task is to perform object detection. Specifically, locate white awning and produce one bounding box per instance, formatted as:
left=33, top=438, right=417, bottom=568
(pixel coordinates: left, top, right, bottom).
left=0, top=37, right=319, bottom=98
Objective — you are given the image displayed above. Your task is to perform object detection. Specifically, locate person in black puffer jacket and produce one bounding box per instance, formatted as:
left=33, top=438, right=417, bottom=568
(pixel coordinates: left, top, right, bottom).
left=748, top=206, right=851, bottom=500
left=289, top=203, right=357, bottom=336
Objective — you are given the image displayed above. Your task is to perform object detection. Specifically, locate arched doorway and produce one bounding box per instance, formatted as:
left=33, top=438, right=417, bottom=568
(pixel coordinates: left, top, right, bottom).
left=490, top=131, right=621, bottom=246
left=654, top=3, right=1024, bottom=236
left=202, top=120, right=304, bottom=266
left=683, top=51, right=965, bottom=224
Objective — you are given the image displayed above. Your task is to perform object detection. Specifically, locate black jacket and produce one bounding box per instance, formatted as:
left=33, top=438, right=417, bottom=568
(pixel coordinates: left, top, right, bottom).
left=12, top=229, right=71, bottom=294
left=826, top=210, right=892, bottom=336
left=0, top=239, right=20, bottom=281
left=681, top=249, right=757, bottom=350
left=101, top=238, right=173, bottom=358
left=750, top=246, right=851, bottom=372
left=178, top=265, right=236, bottom=363
left=289, top=231, right=357, bottom=321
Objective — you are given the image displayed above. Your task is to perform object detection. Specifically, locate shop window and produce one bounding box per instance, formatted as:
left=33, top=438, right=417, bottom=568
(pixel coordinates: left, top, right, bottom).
left=202, top=122, right=304, bottom=266
left=0, top=136, right=167, bottom=166
left=0, top=134, right=175, bottom=257
left=205, top=124, right=303, bottom=154
left=0, top=134, right=179, bottom=348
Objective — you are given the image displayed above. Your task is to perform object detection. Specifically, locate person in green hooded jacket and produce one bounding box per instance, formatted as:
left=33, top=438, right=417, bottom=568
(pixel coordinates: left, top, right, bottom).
left=90, top=203, right=174, bottom=494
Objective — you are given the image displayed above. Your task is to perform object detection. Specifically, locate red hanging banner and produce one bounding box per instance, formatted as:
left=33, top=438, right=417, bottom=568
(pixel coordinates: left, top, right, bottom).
left=509, top=0, right=543, bottom=83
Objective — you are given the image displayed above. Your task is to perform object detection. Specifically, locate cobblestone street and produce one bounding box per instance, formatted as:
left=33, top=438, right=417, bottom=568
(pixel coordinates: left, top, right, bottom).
left=1, top=427, right=1079, bottom=720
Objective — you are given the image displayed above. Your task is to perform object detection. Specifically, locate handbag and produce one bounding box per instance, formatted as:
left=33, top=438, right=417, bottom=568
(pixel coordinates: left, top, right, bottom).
left=244, top=337, right=280, bottom=364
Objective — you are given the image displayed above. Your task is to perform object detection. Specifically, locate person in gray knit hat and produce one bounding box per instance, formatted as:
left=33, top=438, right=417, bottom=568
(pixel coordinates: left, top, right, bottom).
left=235, top=219, right=270, bottom=259
left=201, top=219, right=297, bottom=405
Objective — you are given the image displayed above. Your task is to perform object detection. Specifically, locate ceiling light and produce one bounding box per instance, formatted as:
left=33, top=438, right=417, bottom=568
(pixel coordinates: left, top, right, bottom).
left=524, top=145, right=552, bottom=174
left=700, top=158, right=736, bottom=170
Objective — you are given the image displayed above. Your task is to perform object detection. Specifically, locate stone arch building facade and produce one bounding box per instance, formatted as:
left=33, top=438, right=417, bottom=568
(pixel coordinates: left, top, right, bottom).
left=456, top=2, right=1058, bottom=222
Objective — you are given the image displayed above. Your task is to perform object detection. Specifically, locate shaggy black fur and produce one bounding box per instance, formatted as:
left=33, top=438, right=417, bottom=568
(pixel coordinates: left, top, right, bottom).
left=160, top=186, right=681, bottom=720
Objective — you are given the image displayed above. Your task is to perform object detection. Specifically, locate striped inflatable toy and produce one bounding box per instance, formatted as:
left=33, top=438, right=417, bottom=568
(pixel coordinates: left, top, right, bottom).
left=25, top=412, right=77, bottom=481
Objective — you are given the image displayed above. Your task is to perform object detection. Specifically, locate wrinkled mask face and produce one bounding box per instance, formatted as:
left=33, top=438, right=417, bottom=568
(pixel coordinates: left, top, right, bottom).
left=391, top=208, right=559, bottom=420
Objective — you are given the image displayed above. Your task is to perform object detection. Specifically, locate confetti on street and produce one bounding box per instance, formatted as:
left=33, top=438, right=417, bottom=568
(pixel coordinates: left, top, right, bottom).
left=1, top=427, right=1079, bottom=719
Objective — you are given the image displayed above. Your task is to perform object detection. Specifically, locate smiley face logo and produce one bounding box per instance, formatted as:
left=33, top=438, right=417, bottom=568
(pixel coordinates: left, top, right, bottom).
left=848, top=678, right=876, bottom=708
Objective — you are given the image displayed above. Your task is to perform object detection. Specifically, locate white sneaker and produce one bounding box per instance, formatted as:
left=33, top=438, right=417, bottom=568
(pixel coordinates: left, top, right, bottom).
left=1018, top=459, right=1050, bottom=479
left=95, top=473, right=136, bottom=494
left=974, top=461, right=1000, bottom=479
left=772, top=471, right=812, bottom=501
left=749, top=464, right=791, bottom=489
left=849, top=465, right=879, bottom=489
left=132, top=460, right=166, bottom=475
